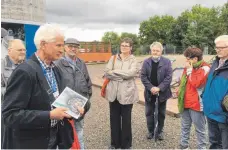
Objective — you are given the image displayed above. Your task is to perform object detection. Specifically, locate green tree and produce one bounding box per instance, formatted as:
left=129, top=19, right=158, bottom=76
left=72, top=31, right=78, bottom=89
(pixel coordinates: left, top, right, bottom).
left=170, top=4, right=224, bottom=54
left=139, top=15, right=176, bottom=45
left=170, top=11, right=189, bottom=53
left=219, top=2, right=228, bottom=34
left=101, top=31, right=120, bottom=54
left=181, top=5, right=222, bottom=54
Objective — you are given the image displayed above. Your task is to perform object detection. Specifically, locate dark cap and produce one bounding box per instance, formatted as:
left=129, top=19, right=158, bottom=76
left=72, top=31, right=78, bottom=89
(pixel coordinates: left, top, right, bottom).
left=65, top=38, right=80, bottom=45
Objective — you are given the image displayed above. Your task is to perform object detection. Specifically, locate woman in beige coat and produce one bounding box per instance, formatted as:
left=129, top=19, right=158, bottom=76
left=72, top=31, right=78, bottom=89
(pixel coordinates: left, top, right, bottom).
left=104, top=37, right=139, bottom=149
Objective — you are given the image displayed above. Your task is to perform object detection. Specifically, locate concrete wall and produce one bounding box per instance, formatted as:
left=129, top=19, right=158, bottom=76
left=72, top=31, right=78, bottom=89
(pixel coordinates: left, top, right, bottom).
left=1, top=0, right=45, bottom=23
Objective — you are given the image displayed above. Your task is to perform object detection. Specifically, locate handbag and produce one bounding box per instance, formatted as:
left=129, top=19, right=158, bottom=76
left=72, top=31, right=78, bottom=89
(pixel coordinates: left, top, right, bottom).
left=101, top=55, right=117, bottom=98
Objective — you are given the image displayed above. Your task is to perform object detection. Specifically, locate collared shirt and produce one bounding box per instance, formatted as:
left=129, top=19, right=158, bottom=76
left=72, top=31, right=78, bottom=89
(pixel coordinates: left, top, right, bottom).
left=35, top=53, right=58, bottom=127
left=216, top=58, right=227, bottom=70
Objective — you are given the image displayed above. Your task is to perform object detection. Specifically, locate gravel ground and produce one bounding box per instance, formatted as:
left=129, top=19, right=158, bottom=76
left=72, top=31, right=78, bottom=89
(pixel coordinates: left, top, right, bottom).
left=83, top=87, right=206, bottom=149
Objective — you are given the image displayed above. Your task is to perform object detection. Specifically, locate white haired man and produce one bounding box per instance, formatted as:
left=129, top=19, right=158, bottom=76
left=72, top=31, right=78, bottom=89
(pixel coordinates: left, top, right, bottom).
left=2, top=24, right=73, bottom=149
left=202, top=35, right=228, bottom=149
left=141, top=42, right=172, bottom=140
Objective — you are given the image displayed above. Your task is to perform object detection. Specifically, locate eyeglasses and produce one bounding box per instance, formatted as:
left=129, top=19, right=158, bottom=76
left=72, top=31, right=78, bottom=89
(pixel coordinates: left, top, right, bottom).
left=215, top=46, right=228, bottom=51
left=16, top=49, right=26, bottom=52
left=67, top=44, right=79, bottom=49
left=121, top=45, right=130, bottom=48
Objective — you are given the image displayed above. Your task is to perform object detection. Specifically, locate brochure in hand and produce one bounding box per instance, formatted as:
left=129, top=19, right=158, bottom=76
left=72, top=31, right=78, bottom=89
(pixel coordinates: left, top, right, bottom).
left=52, top=87, right=88, bottom=119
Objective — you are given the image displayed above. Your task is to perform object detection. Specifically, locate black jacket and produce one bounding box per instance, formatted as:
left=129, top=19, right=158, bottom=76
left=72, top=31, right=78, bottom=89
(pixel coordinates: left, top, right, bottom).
left=55, top=57, right=92, bottom=121
left=2, top=54, right=73, bottom=149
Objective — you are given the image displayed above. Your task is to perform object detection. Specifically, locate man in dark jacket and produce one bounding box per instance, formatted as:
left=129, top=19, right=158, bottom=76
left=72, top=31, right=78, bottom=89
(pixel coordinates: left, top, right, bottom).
left=2, top=24, right=73, bottom=149
left=141, top=42, right=172, bottom=140
left=1, top=39, right=26, bottom=149
left=55, top=37, right=92, bottom=149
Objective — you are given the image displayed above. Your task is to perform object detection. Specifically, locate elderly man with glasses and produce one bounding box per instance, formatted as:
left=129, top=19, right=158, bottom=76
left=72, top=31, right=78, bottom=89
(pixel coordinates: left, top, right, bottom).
left=55, top=37, right=92, bottom=149
left=1, top=39, right=26, bottom=149
left=202, top=35, right=228, bottom=149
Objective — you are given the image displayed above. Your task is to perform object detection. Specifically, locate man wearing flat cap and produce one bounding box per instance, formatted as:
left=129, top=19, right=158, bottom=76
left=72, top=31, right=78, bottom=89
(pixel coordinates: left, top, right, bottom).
left=55, top=37, right=92, bottom=149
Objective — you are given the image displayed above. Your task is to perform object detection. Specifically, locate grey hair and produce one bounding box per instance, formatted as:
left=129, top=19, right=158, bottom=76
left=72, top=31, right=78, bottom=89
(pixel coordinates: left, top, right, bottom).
left=34, top=24, right=64, bottom=49
left=214, top=35, right=228, bottom=44
left=8, top=39, right=24, bottom=49
left=150, top=42, right=163, bottom=51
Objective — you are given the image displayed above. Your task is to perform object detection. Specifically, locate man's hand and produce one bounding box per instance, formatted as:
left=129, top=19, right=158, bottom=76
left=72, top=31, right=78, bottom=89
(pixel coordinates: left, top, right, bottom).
left=75, top=103, right=85, bottom=115
left=50, top=107, right=72, bottom=120
left=151, top=87, right=160, bottom=95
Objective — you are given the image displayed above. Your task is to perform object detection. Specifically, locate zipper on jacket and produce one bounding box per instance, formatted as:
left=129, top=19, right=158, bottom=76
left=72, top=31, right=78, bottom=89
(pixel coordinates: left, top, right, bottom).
left=116, top=59, right=124, bottom=99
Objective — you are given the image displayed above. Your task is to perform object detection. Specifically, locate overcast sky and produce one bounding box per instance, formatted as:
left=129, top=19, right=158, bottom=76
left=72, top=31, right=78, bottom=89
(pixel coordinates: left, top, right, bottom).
left=46, top=0, right=227, bottom=41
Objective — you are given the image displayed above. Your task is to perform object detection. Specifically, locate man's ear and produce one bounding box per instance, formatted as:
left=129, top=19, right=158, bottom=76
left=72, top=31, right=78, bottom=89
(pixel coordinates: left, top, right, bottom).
left=40, top=41, right=46, bottom=49
left=8, top=48, right=12, bottom=53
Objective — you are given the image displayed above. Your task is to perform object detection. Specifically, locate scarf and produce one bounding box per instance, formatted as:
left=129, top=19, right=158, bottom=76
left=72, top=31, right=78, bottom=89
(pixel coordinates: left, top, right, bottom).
left=178, top=60, right=203, bottom=113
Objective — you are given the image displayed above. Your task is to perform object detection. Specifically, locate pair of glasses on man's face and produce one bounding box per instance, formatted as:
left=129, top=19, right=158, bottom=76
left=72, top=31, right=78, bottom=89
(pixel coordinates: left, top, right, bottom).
left=67, top=44, right=80, bottom=49
left=215, top=46, right=228, bottom=51
left=121, top=45, right=130, bottom=48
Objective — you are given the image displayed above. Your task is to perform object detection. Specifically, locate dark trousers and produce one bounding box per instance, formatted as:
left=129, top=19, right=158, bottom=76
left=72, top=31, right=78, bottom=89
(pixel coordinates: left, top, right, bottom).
left=48, top=125, right=58, bottom=149
left=207, top=117, right=228, bottom=149
left=109, top=100, right=133, bottom=149
left=145, top=99, right=167, bottom=134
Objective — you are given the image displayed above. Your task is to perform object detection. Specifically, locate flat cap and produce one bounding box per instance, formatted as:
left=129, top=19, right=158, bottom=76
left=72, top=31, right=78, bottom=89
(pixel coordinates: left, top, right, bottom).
left=65, top=38, right=80, bottom=45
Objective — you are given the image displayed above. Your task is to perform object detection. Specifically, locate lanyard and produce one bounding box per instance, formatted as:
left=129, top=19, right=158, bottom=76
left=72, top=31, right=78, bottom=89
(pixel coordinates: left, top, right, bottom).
left=40, top=65, right=57, bottom=93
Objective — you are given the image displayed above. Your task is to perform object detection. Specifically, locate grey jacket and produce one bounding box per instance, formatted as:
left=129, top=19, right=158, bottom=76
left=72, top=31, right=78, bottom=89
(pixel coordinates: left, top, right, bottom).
left=105, top=54, right=139, bottom=105
left=55, top=56, right=92, bottom=120
left=1, top=55, right=17, bottom=97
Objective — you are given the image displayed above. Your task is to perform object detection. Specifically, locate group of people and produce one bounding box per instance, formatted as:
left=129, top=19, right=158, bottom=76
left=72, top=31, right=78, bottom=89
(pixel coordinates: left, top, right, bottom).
left=177, top=36, right=228, bottom=149
left=1, top=24, right=91, bottom=149
left=1, top=23, right=228, bottom=149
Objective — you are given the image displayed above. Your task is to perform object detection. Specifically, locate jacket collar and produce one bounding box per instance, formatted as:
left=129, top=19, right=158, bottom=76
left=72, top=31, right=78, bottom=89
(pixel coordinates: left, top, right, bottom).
left=61, top=56, right=82, bottom=67
left=117, top=54, right=134, bottom=61
left=4, top=55, right=19, bottom=69
left=215, top=56, right=228, bottom=70
left=145, top=56, right=165, bottom=68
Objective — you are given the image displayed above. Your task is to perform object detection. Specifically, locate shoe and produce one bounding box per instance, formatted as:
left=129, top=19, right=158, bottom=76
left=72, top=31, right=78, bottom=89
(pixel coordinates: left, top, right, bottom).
left=109, top=145, right=115, bottom=149
left=147, top=133, right=154, bottom=139
left=158, top=132, right=164, bottom=140
left=179, top=145, right=189, bottom=150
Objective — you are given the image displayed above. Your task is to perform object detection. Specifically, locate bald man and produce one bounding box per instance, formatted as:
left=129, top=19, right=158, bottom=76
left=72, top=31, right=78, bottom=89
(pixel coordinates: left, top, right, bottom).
left=1, top=39, right=26, bottom=96
left=1, top=39, right=26, bottom=149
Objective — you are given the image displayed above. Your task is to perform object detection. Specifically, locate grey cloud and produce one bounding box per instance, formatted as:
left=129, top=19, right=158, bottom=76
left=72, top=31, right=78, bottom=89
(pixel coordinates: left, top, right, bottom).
left=46, top=0, right=227, bottom=29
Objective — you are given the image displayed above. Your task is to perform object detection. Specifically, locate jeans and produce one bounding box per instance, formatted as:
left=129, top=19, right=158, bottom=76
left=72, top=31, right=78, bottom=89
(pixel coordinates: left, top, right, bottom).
left=74, top=119, right=84, bottom=149
left=180, top=109, right=207, bottom=149
left=207, top=117, right=228, bottom=149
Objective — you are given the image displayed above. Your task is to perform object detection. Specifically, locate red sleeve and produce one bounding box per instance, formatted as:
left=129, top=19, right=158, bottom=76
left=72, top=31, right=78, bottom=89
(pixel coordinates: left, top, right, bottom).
left=188, top=66, right=210, bottom=88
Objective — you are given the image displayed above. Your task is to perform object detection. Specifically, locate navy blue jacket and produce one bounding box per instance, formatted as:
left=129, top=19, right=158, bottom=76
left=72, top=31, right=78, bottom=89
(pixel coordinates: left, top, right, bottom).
left=141, top=56, right=172, bottom=102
